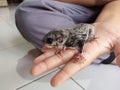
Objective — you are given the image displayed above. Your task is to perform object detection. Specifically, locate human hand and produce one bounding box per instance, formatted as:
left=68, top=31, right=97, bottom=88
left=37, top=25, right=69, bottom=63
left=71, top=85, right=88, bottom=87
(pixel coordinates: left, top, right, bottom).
left=30, top=22, right=120, bottom=87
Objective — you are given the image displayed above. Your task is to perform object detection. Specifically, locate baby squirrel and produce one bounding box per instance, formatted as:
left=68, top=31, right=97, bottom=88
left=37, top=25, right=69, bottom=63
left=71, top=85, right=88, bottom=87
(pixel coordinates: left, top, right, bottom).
left=42, top=23, right=95, bottom=63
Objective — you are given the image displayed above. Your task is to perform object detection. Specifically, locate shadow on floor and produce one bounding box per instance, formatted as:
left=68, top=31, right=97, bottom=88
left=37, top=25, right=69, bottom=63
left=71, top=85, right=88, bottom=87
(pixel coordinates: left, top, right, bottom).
left=16, top=48, right=41, bottom=80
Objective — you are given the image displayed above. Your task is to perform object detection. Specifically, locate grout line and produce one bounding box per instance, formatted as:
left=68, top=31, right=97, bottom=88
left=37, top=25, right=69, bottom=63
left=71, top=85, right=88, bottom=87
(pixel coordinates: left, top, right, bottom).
left=58, top=67, right=86, bottom=90
left=15, top=68, right=59, bottom=90
left=70, top=77, right=86, bottom=90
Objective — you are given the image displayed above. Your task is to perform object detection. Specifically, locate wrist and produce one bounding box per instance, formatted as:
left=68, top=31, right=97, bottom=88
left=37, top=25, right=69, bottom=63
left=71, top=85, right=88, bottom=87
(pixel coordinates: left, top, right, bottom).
left=95, top=0, right=120, bottom=24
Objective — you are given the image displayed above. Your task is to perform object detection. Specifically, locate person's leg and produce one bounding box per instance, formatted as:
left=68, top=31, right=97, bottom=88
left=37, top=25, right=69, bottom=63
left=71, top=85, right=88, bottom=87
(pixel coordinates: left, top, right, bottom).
left=15, top=0, right=98, bottom=49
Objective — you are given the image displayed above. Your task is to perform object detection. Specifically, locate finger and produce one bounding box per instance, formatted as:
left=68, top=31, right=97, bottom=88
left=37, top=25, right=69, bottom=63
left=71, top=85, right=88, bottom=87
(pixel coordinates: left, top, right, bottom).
left=30, top=49, right=78, bottom=76
left=113, top=40, right=120, bottom=67
left=51, top=40, right=110, bottom=87
left=33, top=49, right=56, bottom=64
left=41, top=46, right=54, bottom=52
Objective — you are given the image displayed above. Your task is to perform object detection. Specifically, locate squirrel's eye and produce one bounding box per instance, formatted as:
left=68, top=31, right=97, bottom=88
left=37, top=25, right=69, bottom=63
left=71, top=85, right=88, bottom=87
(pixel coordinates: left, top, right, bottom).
left=46, top=38, right=53, bottom=44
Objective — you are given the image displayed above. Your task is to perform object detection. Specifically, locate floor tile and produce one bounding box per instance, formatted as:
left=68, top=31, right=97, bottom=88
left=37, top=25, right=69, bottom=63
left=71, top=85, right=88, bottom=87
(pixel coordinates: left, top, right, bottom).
left=0, top=43, right=58, bottom=90
left=16, top=69, right=84, bottom=90
left=7, top=5, right=18, bottom=29
left=0, top=43, right=34, bottom=90
left=0, top=17, right=27, bottom=50
left=0, top=5, right=19, bottom=31
left=72, top=64, right=120, bottom=90
left=0, top=6, right=13, bottom=25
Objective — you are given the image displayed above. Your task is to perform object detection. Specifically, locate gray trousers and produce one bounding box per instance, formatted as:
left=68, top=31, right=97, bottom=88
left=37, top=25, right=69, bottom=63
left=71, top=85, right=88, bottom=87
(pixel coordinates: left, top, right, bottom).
left=15, top=0, right=114, bottom=63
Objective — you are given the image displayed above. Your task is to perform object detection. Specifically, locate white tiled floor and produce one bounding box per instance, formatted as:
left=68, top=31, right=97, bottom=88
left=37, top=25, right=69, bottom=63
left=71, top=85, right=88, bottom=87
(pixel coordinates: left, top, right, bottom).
left=1, top=4, right=120, bottom=90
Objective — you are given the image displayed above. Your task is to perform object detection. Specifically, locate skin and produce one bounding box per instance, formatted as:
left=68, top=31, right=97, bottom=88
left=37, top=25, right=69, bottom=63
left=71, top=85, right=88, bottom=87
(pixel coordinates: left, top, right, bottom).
left=30, top=0, right=120, bottom=87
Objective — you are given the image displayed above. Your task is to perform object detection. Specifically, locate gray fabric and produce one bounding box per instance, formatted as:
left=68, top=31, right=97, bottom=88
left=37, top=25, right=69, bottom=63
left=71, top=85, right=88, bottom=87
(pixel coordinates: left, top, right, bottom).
left=15, top=0, right=113, bottom=63
left=15, top=0, right=100, bottom=48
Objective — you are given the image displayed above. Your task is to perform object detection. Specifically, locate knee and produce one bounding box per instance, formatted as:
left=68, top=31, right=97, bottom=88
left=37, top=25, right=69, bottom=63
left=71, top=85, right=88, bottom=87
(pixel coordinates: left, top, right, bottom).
left=15, top=0, right=75, bottom=49
left=15, top=0, right=34, bottom=41
left=15, top=0, right=45, bottom=48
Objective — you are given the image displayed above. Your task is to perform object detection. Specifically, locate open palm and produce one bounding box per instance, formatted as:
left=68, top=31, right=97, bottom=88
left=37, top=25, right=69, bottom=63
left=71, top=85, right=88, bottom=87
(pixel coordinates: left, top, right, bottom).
left=30, top=22, right=120, bottom=87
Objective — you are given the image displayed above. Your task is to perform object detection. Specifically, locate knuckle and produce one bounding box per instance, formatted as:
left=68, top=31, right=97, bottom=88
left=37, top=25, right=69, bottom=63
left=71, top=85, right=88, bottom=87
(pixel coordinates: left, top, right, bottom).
left=69, top=49, right=78, bottom=55
left=43, top=53, right=48, bottom=58
left=56, top=53, right=65, bottom=62
left=55, top=49, right=78, bottom=63
left=36, top=61, right=48, bottom=72
left=42, top=61, right=49, bottom=71
left=61, top=69, right=71, bottom=78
